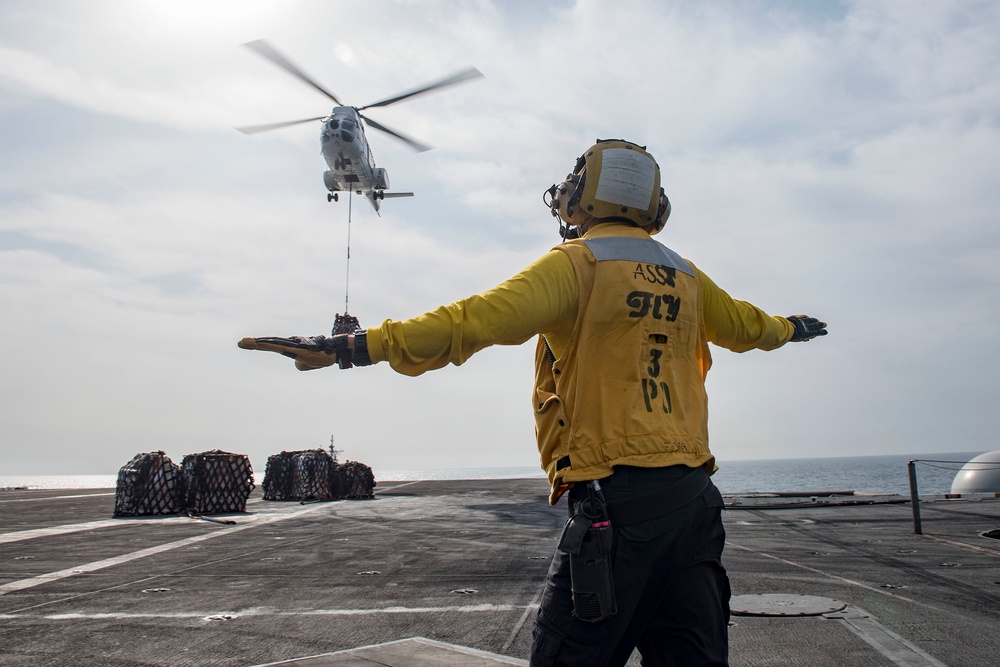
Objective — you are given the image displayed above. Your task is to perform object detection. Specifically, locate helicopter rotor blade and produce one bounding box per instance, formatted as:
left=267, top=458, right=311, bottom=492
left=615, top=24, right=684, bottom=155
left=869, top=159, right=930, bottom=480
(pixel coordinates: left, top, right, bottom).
left=235, top=116, right=327, bottom=135
left=359, top=113, right=431, bottom=152
left=243, top=39, right=342, bottom=105
left=358, top=67, right=483, bottom=110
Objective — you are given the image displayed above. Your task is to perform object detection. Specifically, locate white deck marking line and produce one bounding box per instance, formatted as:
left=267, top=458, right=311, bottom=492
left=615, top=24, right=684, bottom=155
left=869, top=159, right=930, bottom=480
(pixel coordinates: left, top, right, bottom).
left=0, top=604, right=526, bottom=620
left=727, top=542, right=952, bottom=615
left=729, top=544, right=958, bottom=664
left=502, top=584, right=543, bottom=653
left=0, top=503, right=329, bottom=596
left=332, top=637, right=530, bottom=667
left=0, top=483, right=417, bottom=545
left=835, top=606, right=950, bottom=667
left=0, top=493, right=115, bottom=503
left=919, top=533, right=1000, bottom=556
left=374, top=480, right=424, bottom=493
left=0, top=497, right=297, bottom=544
left=0, top=517, right=195, bottom=544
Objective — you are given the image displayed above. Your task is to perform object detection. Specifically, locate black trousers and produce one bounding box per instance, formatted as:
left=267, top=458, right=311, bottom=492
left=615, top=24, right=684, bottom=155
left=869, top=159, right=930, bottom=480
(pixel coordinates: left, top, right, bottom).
left=530, top=466, right=731, bottom=667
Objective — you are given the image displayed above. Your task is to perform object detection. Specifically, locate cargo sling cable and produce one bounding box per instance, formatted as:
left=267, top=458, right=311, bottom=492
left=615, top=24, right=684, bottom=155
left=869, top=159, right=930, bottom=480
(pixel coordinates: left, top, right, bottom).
left=345, top=191, right=353, bottom=317
left=333, top=192, right=362, bottom=336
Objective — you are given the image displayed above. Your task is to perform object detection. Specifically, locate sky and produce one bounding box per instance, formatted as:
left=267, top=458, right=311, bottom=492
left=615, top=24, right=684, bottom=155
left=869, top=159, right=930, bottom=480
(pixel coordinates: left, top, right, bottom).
left=1, top=0, right=998, bottom=477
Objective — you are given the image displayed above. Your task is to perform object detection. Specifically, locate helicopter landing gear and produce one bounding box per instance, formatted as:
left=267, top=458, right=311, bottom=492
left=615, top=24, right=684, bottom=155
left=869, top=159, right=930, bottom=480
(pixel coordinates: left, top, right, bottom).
left=327, top=193, right=339, bottom=202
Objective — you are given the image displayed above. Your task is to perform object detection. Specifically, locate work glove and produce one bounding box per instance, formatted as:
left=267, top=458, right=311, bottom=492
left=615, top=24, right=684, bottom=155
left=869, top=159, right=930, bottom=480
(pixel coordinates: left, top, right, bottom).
left=786, top=315, right=828, bottom=342
left=237, top=333, right=371, bottom=370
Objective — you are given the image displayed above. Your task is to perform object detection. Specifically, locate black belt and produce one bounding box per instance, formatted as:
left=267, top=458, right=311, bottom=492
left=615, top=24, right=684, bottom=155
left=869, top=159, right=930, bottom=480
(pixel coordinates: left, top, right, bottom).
left=571, top=467, right=711, bottom=527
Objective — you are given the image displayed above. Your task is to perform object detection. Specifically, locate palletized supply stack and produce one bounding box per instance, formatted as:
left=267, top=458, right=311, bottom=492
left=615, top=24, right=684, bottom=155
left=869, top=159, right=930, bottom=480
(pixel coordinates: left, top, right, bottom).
left=334, top=460, right=376, bottom=499
left=261, top=450, right=376, bottom=501
left=293, top=449, right=336, bottom=500
left=262, top=449, right=338, bottom=501
left=262, top=452, right=297, bottom=500
left=113, top=451, right=185, bottom=517
left=181, top=449, right=255, bottom=514
left=264, top=449, right=343, bottom=500
left=263, top=449, right=331, bottom=500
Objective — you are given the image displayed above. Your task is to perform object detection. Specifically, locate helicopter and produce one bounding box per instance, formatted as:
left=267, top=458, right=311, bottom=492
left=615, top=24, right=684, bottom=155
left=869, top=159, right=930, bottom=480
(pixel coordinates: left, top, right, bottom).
left=237, top=40, right=482, bottom=214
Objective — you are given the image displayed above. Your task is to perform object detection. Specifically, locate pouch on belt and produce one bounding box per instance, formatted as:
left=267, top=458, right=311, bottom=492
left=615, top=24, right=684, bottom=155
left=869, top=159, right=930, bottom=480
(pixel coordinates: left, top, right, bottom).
left=558, top=481, right=617, bottom=623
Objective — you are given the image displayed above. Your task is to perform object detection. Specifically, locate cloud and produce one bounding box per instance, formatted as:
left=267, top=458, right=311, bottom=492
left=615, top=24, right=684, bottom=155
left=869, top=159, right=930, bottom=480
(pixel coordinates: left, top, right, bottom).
left=1, top=0, right=999, bottom=476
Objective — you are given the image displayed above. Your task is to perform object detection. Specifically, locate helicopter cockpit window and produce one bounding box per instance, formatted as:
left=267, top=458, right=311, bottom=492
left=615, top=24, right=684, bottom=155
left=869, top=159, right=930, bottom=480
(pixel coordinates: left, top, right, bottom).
left=338, top=119, right=356, bottom=143
left=327, top=119, right=339, bottom=130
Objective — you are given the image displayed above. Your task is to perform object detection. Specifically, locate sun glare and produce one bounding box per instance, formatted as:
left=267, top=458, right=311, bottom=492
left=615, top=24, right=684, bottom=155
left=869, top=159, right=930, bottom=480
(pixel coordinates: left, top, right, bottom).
left=123, top=0, right=279, bottom=38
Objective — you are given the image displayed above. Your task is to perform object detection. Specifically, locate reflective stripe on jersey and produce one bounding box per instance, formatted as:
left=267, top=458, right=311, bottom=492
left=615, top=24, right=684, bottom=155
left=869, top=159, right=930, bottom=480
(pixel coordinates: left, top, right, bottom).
left=584, top=237, right=694, bottom=276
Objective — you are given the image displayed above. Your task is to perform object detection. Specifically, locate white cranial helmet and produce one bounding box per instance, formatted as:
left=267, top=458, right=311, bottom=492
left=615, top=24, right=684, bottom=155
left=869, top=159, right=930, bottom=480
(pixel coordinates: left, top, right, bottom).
left=544, top=139, right=671, bottom=238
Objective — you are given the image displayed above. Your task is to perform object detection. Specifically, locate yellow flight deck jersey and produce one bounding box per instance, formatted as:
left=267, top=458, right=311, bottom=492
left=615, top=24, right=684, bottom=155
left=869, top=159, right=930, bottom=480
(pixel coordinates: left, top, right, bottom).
left=365, top=224, right=793, bottom=503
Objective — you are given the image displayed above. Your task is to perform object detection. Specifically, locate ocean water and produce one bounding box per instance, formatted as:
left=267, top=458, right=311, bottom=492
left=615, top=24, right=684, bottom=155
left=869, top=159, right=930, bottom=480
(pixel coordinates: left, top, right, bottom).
left=710, top=452, right=987, bottom=495
left=0, top=452, right=987, bottom=496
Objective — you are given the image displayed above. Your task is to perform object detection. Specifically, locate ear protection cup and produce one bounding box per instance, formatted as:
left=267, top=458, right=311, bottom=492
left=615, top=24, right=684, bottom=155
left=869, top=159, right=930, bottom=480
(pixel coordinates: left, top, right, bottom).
left=644, top=191, right=671, bottom=235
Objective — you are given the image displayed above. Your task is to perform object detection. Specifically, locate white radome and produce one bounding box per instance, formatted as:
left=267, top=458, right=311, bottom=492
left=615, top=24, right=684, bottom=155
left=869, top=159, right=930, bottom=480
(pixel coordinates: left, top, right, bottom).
left=950, top=451, right=1000, bottom=494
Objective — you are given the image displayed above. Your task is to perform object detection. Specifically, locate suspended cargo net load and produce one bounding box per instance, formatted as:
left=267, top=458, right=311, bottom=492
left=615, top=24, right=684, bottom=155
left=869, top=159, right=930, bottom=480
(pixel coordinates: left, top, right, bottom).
left=181, top=449, right=255, bottom=514
left=332, top=312, right=363, bottom=335
left=113, top=451, right=184, bottom=517
left=334, top=460, right=377, bottom=499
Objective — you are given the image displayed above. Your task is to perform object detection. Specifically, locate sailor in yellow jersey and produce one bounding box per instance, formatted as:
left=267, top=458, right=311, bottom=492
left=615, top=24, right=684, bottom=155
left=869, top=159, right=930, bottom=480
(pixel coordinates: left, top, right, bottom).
left=240, top=139, right=827, bottom=667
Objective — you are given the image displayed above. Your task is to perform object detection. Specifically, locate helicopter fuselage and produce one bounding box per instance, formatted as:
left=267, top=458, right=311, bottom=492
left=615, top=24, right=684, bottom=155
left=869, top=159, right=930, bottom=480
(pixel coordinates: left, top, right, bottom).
left=239, top=40, right=476, bottom=214
left=320, top=107, right=394, bottom=213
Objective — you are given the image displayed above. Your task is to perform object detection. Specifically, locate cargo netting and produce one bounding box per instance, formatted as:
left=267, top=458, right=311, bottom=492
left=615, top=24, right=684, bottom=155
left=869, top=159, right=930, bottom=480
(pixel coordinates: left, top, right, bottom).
left=181, top=449, right=255, bottom=514
left=263, top=449, right=335, bottom=501
left=262, top=449, right=376, bottom=501
left=336, top=460, right=377, bottom=499
left=114, top=451, right=184, bottom=517
left=332, top=312, right=363, bottom=335
left=261, top=451, right=298, bottom=501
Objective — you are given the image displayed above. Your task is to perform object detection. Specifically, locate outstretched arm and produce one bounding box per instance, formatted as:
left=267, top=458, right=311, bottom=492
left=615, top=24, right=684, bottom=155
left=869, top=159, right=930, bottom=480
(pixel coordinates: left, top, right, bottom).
left=238, top=250, right=578, bottom=374
left=237, top=333, right=370, bottom=371
left=697, top=267, right=827, bottom=351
